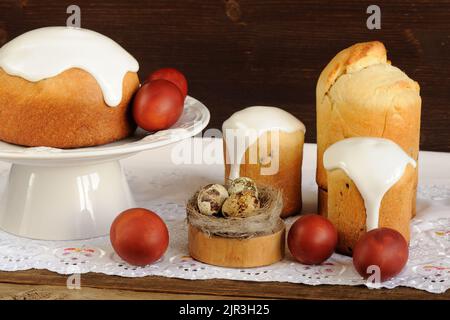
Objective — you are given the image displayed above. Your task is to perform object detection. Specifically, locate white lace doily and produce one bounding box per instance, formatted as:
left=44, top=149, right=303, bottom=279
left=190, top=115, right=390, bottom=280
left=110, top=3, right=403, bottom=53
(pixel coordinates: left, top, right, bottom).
left=0, top=140, right=448, bottom=294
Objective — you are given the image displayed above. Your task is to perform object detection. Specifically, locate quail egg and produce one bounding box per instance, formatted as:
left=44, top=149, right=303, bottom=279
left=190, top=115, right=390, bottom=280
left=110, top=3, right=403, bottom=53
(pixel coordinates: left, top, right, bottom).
left=222, top=190, right=260, bottom=218
left=228, top=177, right=258, bottom=197
left=197, top=184, right=229, bottom=216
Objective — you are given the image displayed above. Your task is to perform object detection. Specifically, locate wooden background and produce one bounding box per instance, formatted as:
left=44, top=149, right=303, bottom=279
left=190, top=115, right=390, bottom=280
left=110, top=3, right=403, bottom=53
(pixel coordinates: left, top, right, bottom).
left=0, top=0, right=449, bottom=152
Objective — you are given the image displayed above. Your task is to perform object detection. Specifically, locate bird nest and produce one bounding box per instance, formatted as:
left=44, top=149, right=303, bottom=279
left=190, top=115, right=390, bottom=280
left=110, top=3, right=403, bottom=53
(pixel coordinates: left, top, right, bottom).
left=186, top=185, right=283, bottom=239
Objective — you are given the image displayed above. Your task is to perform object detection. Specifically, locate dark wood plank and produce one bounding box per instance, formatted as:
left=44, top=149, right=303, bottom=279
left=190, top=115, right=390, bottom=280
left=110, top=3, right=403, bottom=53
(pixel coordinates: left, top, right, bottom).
left=0, top=270, right=448, bottom=300
left=0, top=0, right=449, bottom=151
left=0, top=282, right=259, bottom=300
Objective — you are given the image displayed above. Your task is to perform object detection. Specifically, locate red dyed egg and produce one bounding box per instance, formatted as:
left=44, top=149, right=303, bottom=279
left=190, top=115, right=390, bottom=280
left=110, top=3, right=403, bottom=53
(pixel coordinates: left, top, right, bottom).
left=132, top=79, right=184, bottom=132
left=110, top=208, right=169, bottom=266
left=288, top=214, right=338, bottom=265
left=147, top=68, right=188, bottom=98
left=353, top=228, right=409, bottom=282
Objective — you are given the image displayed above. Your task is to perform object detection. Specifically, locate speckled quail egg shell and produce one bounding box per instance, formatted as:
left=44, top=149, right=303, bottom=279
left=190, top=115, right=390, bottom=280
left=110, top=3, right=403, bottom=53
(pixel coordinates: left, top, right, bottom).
left=222, top=190, right=260, bottom=218
left=228, top=177, right=258, bottom=197
left=197, top=184, right=229, bottom=216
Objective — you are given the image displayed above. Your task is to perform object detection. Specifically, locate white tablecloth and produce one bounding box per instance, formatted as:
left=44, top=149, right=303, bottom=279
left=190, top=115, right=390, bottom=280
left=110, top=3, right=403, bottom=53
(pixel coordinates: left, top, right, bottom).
left=0, top=138, right=448, bottom=294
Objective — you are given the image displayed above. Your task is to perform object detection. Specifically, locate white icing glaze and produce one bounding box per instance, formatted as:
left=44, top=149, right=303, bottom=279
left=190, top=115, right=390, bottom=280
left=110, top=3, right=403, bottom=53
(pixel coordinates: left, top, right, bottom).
left=222, top=106, right=305, bottom=179
left=0, top=27, right=139, bottom=107
left=323, top=137, right=416, bottom=230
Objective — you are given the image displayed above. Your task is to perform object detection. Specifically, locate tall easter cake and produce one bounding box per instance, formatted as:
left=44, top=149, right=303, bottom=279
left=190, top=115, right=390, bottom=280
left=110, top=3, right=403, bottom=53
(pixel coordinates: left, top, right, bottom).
left=316, top=41, right=422, bottom=254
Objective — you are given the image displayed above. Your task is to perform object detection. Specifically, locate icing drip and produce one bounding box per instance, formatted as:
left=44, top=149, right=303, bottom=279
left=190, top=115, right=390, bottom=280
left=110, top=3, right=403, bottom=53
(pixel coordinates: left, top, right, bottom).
left=323, top=137, right=416, bottom=230
left=0, top=26, right=139, bottom=107
left=222, top=106, right=305, bottom=179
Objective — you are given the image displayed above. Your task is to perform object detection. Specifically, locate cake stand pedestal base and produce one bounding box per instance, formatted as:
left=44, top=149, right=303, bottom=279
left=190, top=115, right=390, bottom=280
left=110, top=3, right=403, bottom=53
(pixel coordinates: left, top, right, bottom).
left=0, top=160, right=134, bottom=240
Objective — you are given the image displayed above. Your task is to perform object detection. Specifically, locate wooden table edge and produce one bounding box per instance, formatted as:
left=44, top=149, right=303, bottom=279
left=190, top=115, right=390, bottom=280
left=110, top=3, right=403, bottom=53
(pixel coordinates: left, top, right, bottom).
left=0, top=270, right=448, bottom=300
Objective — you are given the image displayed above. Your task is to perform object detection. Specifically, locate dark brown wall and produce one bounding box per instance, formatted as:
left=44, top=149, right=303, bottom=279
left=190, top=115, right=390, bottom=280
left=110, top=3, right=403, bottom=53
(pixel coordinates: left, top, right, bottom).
left=1, top=0, right=449, bottom=151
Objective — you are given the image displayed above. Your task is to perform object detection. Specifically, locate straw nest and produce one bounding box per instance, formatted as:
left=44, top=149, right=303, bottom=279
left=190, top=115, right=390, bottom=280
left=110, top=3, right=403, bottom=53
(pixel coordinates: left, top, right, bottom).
left=186, top=185, right=283, bottom=239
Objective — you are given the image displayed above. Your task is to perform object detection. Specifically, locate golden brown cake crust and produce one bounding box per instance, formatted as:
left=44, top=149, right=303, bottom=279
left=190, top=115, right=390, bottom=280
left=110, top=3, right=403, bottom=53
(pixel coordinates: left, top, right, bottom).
left=316, top=41, right=421, bottom=221
left=0, top=67, right=139, bottom=148
left=224, top=130, right=304, bottom=218
left=316, top=41, right=421, bottom=191
left=322, top=165, right=415, bottom=256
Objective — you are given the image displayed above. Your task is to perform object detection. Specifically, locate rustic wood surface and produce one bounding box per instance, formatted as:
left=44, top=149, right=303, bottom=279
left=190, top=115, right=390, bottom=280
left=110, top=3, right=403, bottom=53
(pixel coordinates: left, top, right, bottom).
left=0, top=270, right=449, bottom=300
left=0, top=0, right=449, bottom=300
left=0, top=0, right=449, bottom=152
left=0, top=282, right=258, bottom=300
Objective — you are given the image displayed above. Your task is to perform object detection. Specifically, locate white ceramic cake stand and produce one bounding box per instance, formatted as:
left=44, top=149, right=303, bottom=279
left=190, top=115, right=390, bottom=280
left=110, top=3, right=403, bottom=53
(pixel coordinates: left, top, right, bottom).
left=0, top=96, right=210, bottom=241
